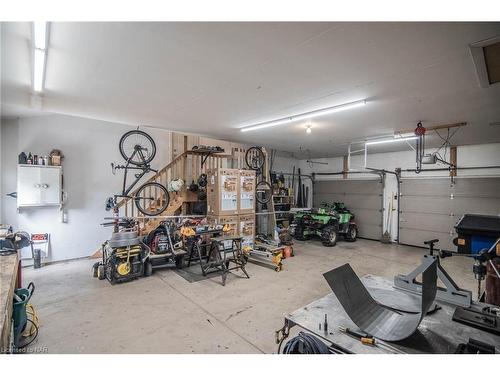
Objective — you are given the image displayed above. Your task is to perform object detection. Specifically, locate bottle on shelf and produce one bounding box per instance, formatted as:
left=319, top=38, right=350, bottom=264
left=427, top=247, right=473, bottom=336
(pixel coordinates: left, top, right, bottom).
left=27, top=152, right=33, bottom=165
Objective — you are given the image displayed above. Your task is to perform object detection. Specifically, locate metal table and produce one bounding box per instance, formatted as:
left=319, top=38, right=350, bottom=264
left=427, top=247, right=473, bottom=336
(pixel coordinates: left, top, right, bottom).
left=276, top=275, right=500, bottom=354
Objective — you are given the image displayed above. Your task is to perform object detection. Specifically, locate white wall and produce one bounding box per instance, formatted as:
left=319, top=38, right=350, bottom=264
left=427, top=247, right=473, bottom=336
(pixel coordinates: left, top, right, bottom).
left=301, top=143, right=500, bottom=242
left=1, top=114, right=172, bottom=262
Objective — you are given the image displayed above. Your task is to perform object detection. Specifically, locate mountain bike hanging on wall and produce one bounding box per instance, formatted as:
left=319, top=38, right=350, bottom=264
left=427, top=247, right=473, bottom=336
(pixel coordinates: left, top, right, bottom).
left=245, top=146, right=272, bottom=205
left=107, top=129, right=170, bottom=216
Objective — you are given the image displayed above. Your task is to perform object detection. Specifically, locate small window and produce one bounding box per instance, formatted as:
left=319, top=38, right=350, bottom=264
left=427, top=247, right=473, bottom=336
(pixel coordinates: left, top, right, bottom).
left=483, top=42, right=500, bottom=84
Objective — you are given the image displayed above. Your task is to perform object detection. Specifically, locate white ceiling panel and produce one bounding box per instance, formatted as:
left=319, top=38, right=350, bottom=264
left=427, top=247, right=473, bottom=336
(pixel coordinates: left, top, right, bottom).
left=2, top=21, right=500, bottom=157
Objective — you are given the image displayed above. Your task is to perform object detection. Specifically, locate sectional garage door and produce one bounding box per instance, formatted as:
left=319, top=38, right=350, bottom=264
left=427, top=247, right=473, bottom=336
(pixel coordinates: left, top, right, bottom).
left=313, top=178, right=383, bottom=240
left=399, top=177, right=500, bottom=251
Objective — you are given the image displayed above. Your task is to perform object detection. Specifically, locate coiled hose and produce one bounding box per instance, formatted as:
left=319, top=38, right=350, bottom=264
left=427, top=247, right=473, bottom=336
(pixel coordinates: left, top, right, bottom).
left=282, top=332, right=332, bottom=354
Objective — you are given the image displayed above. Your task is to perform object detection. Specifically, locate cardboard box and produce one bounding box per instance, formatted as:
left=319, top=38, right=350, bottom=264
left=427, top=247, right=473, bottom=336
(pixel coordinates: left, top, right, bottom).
left=239, top=213, right=255, bottom=252
left=207, top=168, right=239, bottom=215
left=51, top=155, right=61, bottom=166
left=238, top=170, right=256, bottom=214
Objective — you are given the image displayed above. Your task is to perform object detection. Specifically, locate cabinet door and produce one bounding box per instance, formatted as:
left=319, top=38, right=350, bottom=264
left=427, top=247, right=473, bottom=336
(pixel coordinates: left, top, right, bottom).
left=17, top=166, right=62, bottom=207
left=17, top=166, right=42, bottom=205
left=40, top=167, right=61, bottom=205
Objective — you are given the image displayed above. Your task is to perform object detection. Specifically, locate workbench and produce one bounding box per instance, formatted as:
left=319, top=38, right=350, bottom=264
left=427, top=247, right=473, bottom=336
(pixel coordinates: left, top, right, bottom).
left=277, top=274, right=500, bottom=354
left=0, top=252, right=19, bottom=353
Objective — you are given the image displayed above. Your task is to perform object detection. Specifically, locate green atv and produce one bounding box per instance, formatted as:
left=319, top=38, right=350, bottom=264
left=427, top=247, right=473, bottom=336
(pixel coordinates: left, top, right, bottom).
left=290, top=202, right=357, bottom=247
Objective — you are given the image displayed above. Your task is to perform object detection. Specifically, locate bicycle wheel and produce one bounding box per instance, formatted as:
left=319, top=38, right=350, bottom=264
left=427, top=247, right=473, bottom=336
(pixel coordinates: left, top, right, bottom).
left=119, top=130, right=156, bottom=166
left=245, top=146, right=265, bottom=170
left=134, top=182, right=170, bottom=216
left=255, top=180, right=272, bottom=204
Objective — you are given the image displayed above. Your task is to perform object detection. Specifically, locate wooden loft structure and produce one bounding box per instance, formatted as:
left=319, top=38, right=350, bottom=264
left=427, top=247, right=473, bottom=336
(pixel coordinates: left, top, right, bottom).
left=115, top=132, right=256, bottom=234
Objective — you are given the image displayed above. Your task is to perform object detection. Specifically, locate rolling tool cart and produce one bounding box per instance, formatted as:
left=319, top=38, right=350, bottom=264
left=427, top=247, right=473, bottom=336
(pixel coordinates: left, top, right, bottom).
left=93, top=230, right=150, bottom=284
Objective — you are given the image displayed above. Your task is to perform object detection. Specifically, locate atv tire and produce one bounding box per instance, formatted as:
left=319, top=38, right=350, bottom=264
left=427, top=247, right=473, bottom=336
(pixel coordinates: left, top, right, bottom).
left=345, top=224, right=357, bottom=242
left=321, top=225, right=338, bottom=247
left=293, top=225, right=307, bottom=241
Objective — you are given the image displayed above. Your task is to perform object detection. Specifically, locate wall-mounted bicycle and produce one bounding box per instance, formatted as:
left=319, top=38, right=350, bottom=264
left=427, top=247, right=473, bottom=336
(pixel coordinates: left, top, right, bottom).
left=106, top=129, right=170, bottom=216
left=245, top=146, right=272, bottom=205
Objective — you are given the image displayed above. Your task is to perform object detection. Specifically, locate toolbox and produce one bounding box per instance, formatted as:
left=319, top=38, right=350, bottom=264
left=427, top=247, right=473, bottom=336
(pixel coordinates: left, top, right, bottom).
left=454, top=214, right=500, bottom=254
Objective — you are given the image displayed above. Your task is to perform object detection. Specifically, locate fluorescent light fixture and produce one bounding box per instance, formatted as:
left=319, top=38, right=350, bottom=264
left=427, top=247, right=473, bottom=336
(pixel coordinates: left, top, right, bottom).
left=33, top=48, right=46, bottom=92
left=32, top=21, right=49, bottom=93
left=366, top=136, right=417, bottom=146
left=240, top=99, right=366, bottom=132
left=33, top=22, right=47, bottom=49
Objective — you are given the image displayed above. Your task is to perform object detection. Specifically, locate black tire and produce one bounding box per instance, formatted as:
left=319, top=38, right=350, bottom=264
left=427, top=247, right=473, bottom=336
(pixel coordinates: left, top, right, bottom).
left=321, top=225, right=338, bottom=247
left=119, top=130, right=156, bottom=166
left=144, top=260, right=153, bottom=277
left=345, top=224, right=358, bottom=242
left=97, top=265, right=106, bottom=280
left=245, top=147, right=265, bottom=170
left=92, top=262, right=100, bottom=278
left=134, top=182, right=170, bottom=216
left=293, top=225, right=307, bottom=241
left=175, top=255, right=184, bottom=269
left=255, top=180, right=272, bottom=204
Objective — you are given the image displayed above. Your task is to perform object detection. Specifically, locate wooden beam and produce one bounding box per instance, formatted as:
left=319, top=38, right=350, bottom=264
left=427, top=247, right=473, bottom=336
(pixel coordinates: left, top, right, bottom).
left=343, top=155, right=348, bottom=179
left=395, top=122, right=467, bottom=135
left=450, top=146, right=457, bottom=177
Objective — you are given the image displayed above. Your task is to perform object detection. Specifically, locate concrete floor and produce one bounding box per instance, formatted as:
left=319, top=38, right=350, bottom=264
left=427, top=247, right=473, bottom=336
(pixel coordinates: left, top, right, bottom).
left=23, top=239, right=476, bottom=354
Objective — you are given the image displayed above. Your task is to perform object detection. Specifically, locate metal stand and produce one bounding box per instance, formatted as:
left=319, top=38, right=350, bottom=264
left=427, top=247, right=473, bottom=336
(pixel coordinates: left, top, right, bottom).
left=394, top=240, right=472, bottom=307
left=202, top=236, right=249, bottom=286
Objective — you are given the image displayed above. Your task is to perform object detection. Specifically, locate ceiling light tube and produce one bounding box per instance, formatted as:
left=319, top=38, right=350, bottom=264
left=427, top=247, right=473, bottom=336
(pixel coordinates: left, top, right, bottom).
left=240, top=99, right=366, bottom=132
left=33, top=48, right=46, bottom=92
left=33, top=21, right=47, bottom=49
left=366, top=136, right=417, bottom=146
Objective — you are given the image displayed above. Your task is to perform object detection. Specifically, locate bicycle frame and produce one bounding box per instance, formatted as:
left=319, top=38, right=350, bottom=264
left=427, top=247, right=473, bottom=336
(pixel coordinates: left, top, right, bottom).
left=114, top=150, right=158, bottom=201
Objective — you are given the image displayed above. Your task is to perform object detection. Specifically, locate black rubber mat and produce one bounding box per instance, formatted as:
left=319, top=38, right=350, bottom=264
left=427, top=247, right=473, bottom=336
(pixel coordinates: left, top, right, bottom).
left=174, top=263, right=223, bottom=283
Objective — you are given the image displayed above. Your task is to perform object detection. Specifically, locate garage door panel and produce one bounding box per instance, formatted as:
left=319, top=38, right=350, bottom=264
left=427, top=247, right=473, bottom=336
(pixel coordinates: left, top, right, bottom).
left=400, top=213, right=457, bottom=233
left=401, top=179, right=452, bottom=196
left=314, top=179, right=383, bottom=240
left=314, top=180, right=382, bottom=195
left=400, top=177, right=500, bottom=252
left=402, top=197, right=453, bottom=214
left=452, top=197, right=500, bottom=215
left=400, top=228, right=455, bottom=251
left=318, top=197, right=381, bottom=212
left=452, top=178, right=500, bottom=197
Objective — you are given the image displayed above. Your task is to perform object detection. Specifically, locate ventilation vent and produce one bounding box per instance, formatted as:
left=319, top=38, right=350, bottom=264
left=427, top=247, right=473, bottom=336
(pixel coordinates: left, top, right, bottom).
left=470, top=36, right=500, bottom=87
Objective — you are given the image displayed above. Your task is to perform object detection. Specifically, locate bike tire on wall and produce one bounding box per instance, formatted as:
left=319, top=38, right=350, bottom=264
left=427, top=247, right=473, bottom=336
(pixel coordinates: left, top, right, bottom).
left=134, top=182, right=170, bottom=216
left=255, top=180, right=272, bottom=204
left=245, top=146, right=265, bottom=170
left=119, top=130, right=157, bottom=166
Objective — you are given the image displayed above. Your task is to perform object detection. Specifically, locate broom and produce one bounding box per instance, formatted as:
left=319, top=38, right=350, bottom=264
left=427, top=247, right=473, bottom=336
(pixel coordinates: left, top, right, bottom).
left=381, top=194, right=393, bottom=243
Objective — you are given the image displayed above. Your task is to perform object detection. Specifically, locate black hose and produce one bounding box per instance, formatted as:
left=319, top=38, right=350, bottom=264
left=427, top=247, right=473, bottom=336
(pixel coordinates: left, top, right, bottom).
left=282, top=332, right=332, bottom=354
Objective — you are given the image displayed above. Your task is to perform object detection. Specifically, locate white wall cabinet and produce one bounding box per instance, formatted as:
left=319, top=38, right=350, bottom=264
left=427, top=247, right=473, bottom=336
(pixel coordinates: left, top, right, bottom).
left=17, top=165, right=62, bottom=207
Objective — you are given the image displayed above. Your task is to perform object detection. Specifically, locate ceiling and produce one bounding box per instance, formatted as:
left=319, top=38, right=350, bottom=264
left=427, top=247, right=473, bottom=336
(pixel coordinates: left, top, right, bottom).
left=2, top=22, right=500, bottom=158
